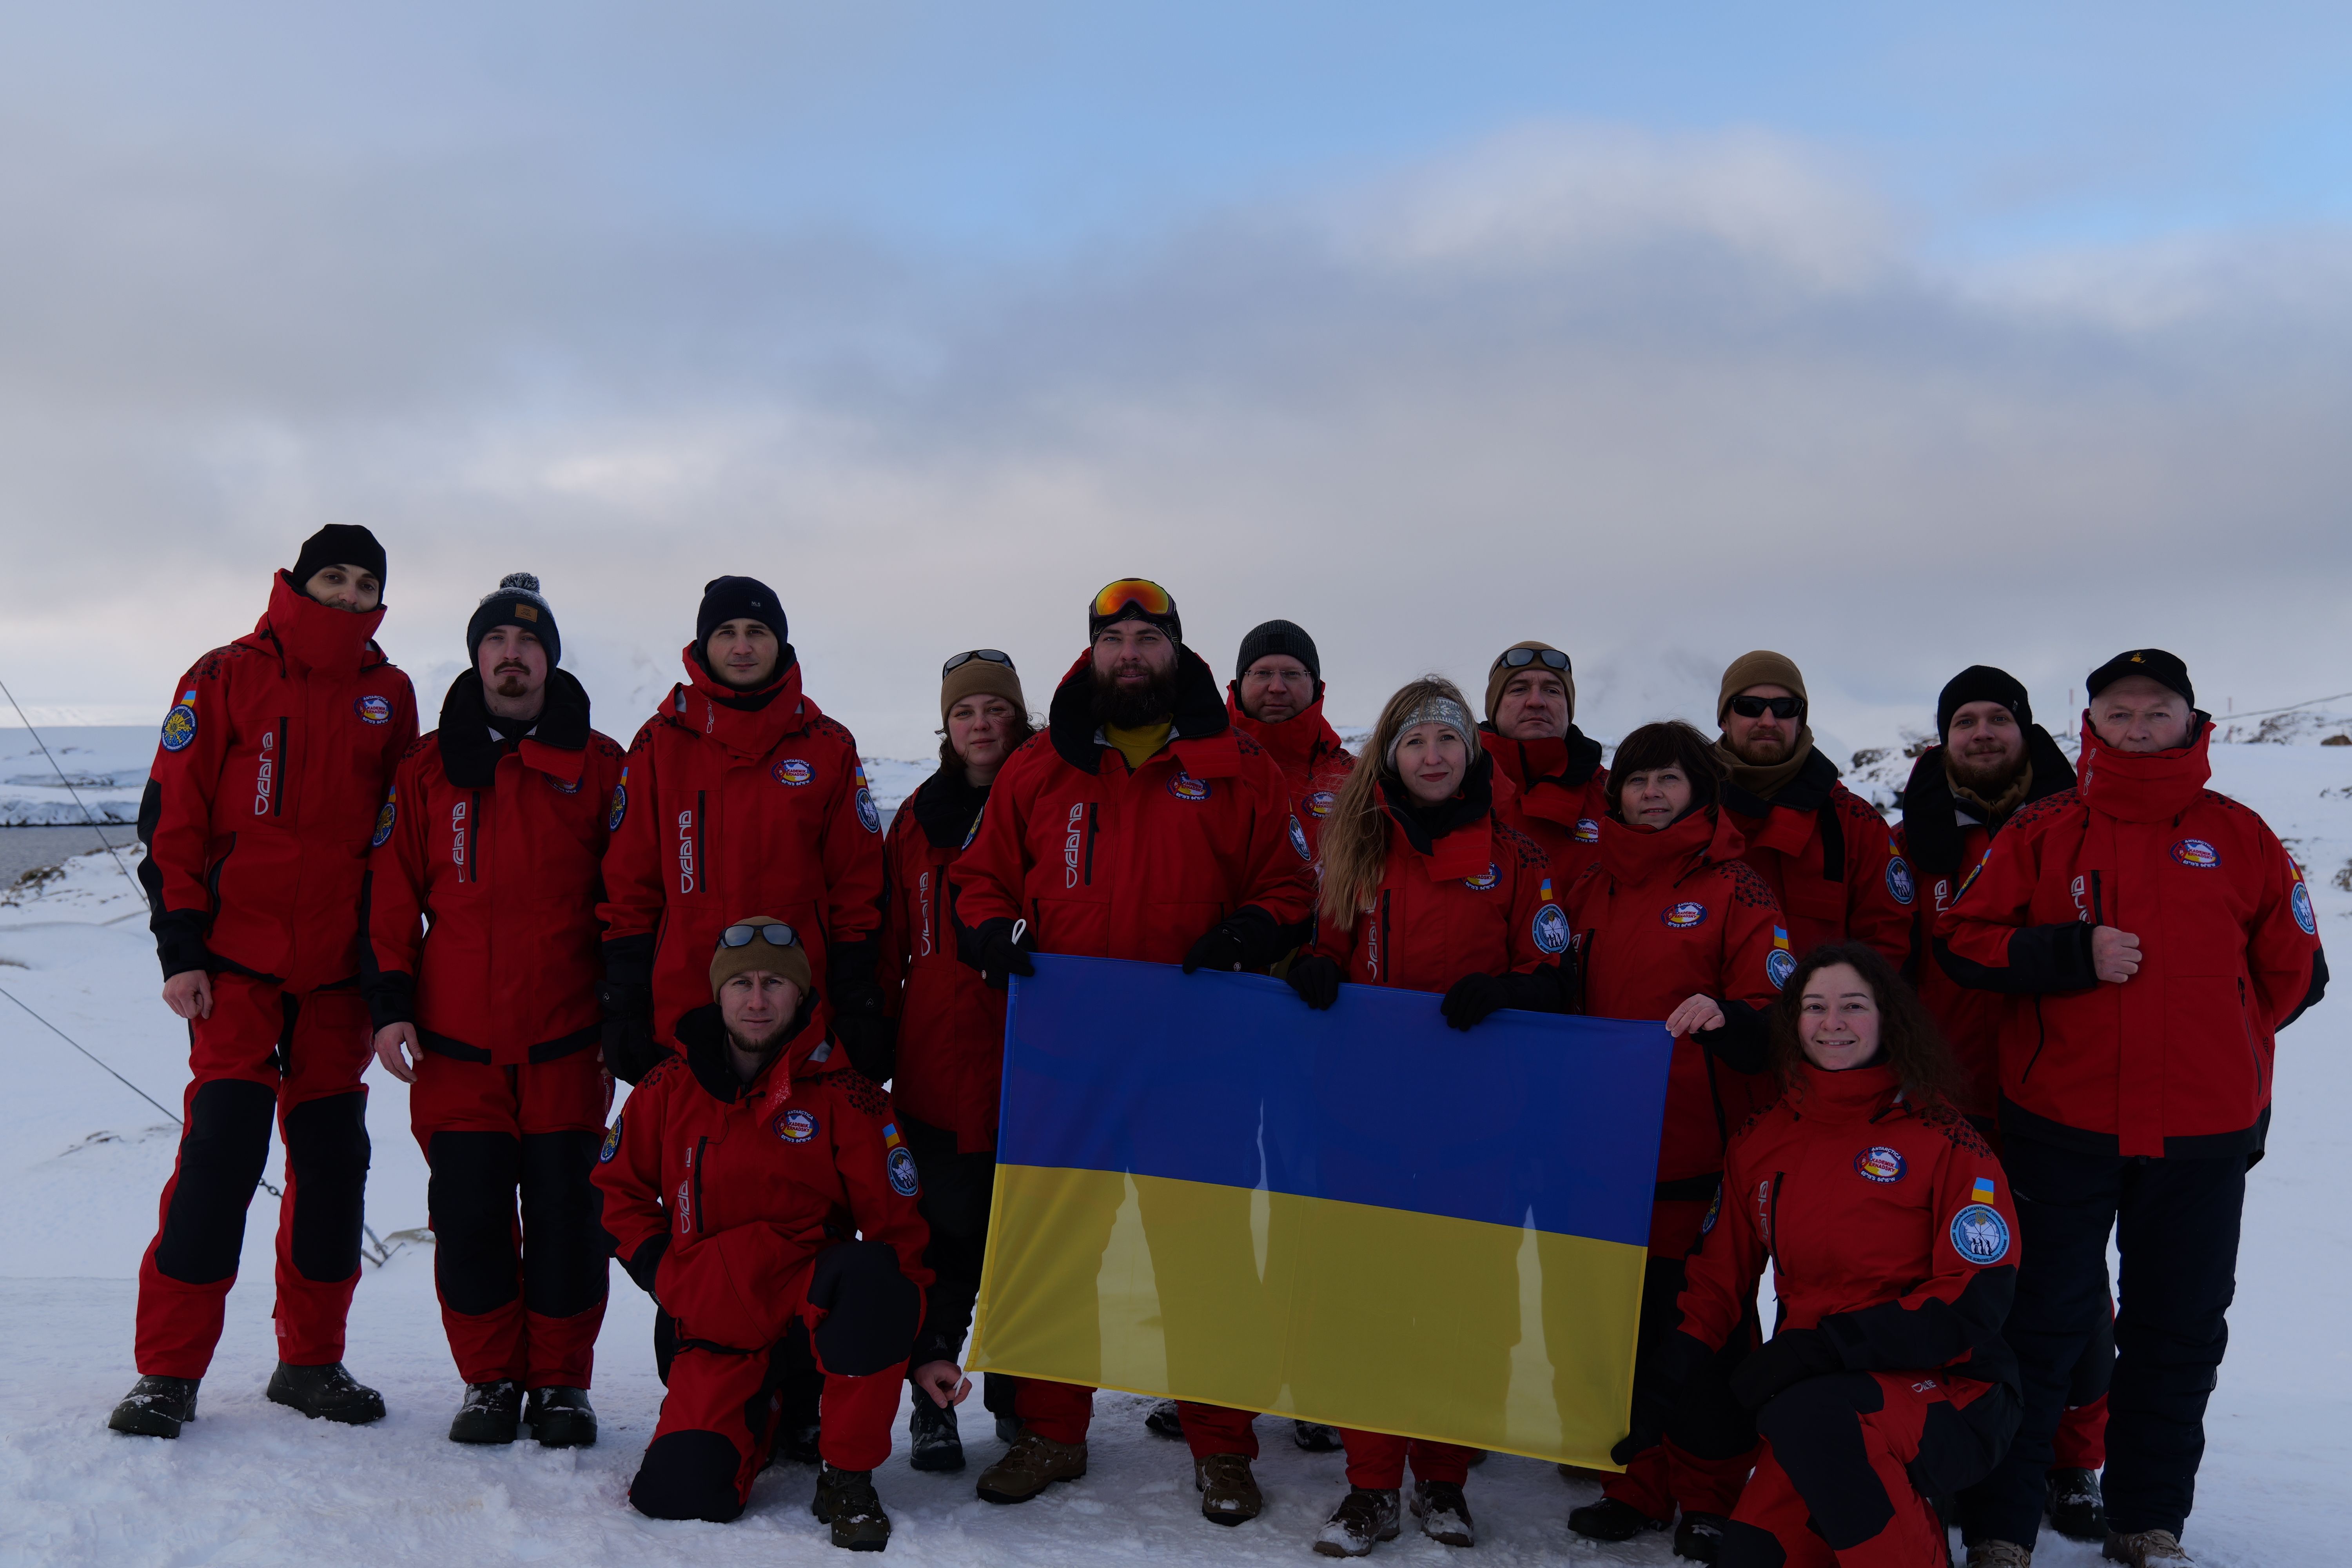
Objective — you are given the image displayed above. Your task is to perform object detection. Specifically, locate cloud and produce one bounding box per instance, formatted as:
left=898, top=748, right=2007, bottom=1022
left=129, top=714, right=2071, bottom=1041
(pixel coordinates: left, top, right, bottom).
left=1, top=118, right=2346, bottom=757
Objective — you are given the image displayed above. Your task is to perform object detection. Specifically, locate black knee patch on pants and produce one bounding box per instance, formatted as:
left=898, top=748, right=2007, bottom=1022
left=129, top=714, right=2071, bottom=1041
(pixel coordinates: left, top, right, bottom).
left=154, top=1078, right=276, bottom=1284
left=630, top=1428, right=746, bottom=1522
left=521, top=1130, right=609, bottom=1318
left=808, top=1240, right=919, bottom=1376
left=428, top=1131, right=520, bottom=1315
left=1756, top=1373, right=1894, bottom=1552
left=283, top=1091, right=370, bottom=1282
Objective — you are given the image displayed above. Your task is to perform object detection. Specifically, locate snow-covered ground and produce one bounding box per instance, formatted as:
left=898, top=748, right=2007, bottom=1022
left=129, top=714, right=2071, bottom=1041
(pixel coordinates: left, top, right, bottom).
left=0, top=738, right=2344, bottom=1566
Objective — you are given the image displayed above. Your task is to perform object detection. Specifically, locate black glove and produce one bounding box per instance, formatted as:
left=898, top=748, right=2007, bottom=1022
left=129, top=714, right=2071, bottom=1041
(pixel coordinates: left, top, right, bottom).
left=1183, top=922, right=1249, bottom=975
left=622, top=1235, right=669, bottom=1301
left=1695, top=998, right=1771, bottom=1074
left=1609, top=1329, right=1712, bottom=1465
left=1728, top=1327, right=1844, bottom=1413
left=1440, top=971, right=1510, bottom=1030
left=602, top=1015, right=669, bottom=1085
left=834, top=1011, right=898, bottom=1083
left=962, top=916, right=1036, bottom=990
left=1287, top=954, right=1342, bottom=1010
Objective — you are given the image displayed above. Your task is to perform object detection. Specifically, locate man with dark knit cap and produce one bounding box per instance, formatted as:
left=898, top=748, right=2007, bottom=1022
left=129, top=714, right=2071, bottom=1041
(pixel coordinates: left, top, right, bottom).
left=112, top=525, right=418, bottom=1439
left=1940, top=650, right=2327, bottom=1568
left=1477, top=639, right=1611, bottom=885
left=951, top=577, right=1314, bottom=1524
left=1712, top=650, right=1913, bottom=968
left=878, top=648, right=1037, bottom=1470
left=1227, top=619, right=1355, bottom=863
left=361, top=572, right=624, bottom=1449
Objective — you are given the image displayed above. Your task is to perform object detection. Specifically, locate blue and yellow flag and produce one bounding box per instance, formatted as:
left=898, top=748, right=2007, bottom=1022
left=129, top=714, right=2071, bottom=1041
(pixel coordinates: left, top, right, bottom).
left=970, top=956, right=1672, bottom=1468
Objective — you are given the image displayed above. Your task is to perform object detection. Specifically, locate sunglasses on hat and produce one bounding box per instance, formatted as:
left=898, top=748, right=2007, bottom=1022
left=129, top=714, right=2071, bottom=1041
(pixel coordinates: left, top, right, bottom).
left=1091, top=577, right=1175, bottom=620
left=1493, top=646, right=1570, bottom=673
left=942, top=648, right=1015, bottom=676
left=1728, top=695, right=1804, bottom=720
left=717, top=922, right=799, bottom=950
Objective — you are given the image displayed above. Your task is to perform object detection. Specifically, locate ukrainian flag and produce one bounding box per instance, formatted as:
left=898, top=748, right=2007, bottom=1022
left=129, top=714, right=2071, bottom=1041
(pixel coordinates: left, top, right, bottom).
left=970, top=956, right=1672, bottom=1468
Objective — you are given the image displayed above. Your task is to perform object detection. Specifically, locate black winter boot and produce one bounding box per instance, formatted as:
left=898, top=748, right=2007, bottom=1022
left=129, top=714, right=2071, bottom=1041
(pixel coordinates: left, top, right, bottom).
left=449, top=1379, right=521, bottom=1443
left=1412, top=1479, right=1476, bottom=1547
left=1144, top=1399, right=1185, bottom=1439
left=267, top=1362, right=386, bottom=1425
left=2047, top=1467, right=2107, bottom=1542
left=1315, top=1488, right=1402, bottom=1557
left=525, top=1385, right=597, bottom=1448
left=1675, top=1510, right=1729, bottom=1561
left=1568, top=1495, right=1666, bottom=1542
left=109, top=1375, right=199, bottom=1438
left=908, top=1395, right=964, bottom=1473
left=812, top=1465, right=893, bottom=1551
left=1294, top=1419, right=1343, bottom=1452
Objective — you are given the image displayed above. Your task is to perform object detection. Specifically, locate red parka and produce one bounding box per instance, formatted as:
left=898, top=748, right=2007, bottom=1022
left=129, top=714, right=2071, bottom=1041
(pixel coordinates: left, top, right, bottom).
left=361, top=670, right=624, bottom=1065
left=593, top=1000, right=949, bottom=1362
left=1566, top=807, right=1788, bottom=1244
left=1310, top=759, right=1568, bottom=991
left=1225, top=688, right=1355, bottom=860
left=136, top=572, right=418, bottom=989
left=951, top=648, right=1315, bottom=964
left=1671, top=1061, right=2020, bottom=1397
left=1894, top=728, right=2078, bottom=1119
left=879, top=765, right=1006, bottom=1153
left=598, top=649, right=886, bottom=1044
left=1936, top=720, right=2327, bottom=1160
left=1483, top=726, right=1613, bottom=887
left=1721, top=750, right=1913, bottom=971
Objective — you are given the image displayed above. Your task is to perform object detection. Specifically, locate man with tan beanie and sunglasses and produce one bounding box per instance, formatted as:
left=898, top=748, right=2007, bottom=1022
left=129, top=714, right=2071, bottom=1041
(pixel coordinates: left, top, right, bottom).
left=1713, top=650, right=1913, bottom=969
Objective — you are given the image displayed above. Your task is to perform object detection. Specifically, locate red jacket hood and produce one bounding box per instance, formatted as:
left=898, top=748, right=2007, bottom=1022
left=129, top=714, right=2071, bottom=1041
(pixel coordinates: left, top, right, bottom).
left=249, top=570, right=388, bottom=677
left=1597, top=805, right=1746, bottom=886
left=662, top=644, right=817, bottom=760
left=2076, top=715, right=2213, bottom=824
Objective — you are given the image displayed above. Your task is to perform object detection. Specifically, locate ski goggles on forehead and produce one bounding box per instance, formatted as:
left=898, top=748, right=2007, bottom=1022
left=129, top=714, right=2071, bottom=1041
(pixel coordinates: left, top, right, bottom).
left=1728, top=694, right=1804, bottom=720
left=1492, top=646, right=1570, bottom=673
left=717, top=922, right=799, bottom=951
left=942, top=648, right=1014, bottom=676
left=1090, top=578, right=1174, bottom=621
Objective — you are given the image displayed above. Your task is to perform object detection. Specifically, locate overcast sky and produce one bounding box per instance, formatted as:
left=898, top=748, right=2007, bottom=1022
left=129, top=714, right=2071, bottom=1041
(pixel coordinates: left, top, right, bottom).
left=2, top=3, right=2348, bottom=757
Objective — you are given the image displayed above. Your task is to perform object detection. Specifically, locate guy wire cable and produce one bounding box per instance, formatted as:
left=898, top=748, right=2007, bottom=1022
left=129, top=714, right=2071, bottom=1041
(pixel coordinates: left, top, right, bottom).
left=0, top=673, right=143, bottom=895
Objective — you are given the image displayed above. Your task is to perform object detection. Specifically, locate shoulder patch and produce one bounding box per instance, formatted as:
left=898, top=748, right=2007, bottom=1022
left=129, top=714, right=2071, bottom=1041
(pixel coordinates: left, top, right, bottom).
left=1949, top=1202, right=2012, bottom=1265
left=1886, top=856, right=1916, bottom=906
left=158, top=697, right=199, bottom=753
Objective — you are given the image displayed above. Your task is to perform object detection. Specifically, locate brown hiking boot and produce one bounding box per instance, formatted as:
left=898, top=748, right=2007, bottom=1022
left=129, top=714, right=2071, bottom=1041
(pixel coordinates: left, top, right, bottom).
left=974, top=1430, right=1087, bottom=1504
left=1967, top=1542, right=2033, bottom=1567
left=2105, top=1530, right=2193, bottom=1566
left=1412, top=1479, right=1475, bottom=1547
left=1196, top=1452, right=1263, bottom=1525
left=1316, top=1487, right=1402, bottom=1557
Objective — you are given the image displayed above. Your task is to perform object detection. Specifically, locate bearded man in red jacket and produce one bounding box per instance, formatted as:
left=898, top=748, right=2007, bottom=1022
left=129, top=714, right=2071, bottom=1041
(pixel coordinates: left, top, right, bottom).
left=1939, top=649, right=2327, bottom=1568
left=112, top=525, right=418, bottom=1439
left=363, top=573, right=623, bottom=1449
left=951, top=577, right=1315, bottom=1524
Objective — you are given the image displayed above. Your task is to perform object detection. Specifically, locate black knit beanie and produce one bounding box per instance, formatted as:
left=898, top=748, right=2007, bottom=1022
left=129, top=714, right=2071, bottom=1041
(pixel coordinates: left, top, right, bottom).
left=1936, top=665, right=2031, bottom=740
left=2085, top=648, right=2193, bottom=708
left=697, top=576, right=785, bottom=652
left=1235, top=619, right=1320, bottom=683
left=288, top=525, right=387, bottom=592
left=467, top=572, right=561, bottom=668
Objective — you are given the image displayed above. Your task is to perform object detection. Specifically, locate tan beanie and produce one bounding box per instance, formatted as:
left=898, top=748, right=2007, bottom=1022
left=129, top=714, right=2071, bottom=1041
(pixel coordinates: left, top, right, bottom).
left=940, top=655, right=1027, bottom=726
left=1483, top=640, right=1577, bottom=724
left=708, top=915, right=814, bottom=1000
left=1717, top=650, right=1809, bottom=722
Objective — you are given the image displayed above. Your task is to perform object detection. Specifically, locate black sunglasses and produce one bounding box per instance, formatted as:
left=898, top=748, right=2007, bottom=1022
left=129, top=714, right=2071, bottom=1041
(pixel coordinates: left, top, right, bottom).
left=1728, top=695, right=1804, bottom=720
left=1494, top=646, right=1570, bottom=673
left=942, top=649, right=1015, bottom=676
left=718, top=922, right=799, bottom=950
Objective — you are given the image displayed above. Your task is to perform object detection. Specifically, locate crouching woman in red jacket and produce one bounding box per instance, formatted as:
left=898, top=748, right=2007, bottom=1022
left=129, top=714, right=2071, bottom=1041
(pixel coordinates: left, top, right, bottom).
left=1622, top=942, right=2023, bottom=1566
left=594, top=919, right=967, bottom=1550
left=1286, top=676, right=1575, bottom=1557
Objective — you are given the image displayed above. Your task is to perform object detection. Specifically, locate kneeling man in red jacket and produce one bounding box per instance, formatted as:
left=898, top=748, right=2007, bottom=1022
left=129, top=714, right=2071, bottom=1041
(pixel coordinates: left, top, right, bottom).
left=595, top=919, right=966, bottom=1550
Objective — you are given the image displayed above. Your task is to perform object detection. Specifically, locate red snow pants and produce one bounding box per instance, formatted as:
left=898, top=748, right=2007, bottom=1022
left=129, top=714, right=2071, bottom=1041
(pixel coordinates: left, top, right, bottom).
left=1604, top=1238, right=1760, bottom=1521
left=1340, top=1430, right=1476, bottom=1490
left=629, top=1241, right=916, bottom=1523
left=135, top=973, right=374, bottom=1378
left=409, top=1046, right=611, bottom=1389
left=1720, top=1370, right=2017, bottom=1567
left=1017, top=1379, right=1261, bottom=1458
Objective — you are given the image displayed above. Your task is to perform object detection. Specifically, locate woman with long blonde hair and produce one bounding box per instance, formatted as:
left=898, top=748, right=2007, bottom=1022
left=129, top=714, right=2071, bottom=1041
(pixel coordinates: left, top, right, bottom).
left=1286, top=675, right=1574, bottom=1557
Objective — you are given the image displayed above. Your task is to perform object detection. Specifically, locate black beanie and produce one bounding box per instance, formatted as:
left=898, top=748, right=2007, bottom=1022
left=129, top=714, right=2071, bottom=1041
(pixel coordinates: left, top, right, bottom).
left=287, top=525, right=387, bottom=592
left=697, top=576, right=785, bottom=651
left=467, top=572, right=560, bottom=668
left=1235, top=619, right=1320, bottom=683
left=2085, top=648, right=2193, bottom=708
left=1936, top=665, right=2031, bottom=739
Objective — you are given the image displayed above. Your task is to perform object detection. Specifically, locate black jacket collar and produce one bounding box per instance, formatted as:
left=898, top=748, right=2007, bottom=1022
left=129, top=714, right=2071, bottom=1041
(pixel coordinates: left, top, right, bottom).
left=437, top=668, right=593, bottom=789
left=1379, top=751, right=1495, bottom=855
left=672, top=997, right=824, bottom=1103
left=1898, top=724, right=2076, bottom=877
left=909, top=762, right=993, bottom=848
left=1047, top=644, right=1230, bottom=775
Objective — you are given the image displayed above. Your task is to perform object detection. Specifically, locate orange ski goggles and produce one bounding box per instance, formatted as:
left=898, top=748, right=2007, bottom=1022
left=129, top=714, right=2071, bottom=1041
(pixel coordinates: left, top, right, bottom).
left=1089, top=577, right=1181, bottom=640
